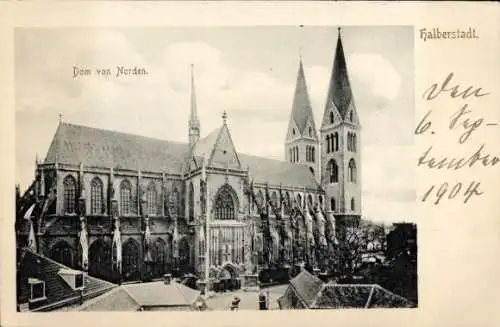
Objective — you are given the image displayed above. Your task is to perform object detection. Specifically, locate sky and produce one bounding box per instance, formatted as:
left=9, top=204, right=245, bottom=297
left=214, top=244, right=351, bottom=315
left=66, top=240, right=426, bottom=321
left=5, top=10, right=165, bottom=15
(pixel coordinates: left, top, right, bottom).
left=15, top=26, right=414, bottom=223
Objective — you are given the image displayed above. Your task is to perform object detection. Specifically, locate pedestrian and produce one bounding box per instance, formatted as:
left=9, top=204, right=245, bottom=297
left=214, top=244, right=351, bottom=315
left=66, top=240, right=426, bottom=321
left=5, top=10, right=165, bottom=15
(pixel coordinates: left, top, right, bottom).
left=231, top=296, right=240, bottom=311
left=259, top=292, right=267, bottom=310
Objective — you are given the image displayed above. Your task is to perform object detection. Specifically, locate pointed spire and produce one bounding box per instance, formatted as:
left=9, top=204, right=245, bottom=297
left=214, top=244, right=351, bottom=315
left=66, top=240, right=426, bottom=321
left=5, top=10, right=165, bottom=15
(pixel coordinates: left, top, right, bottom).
left=189, top=64, right=200, bottom=147
left=288, top=53, right=317, bottom=139
left=324, top=27, right=353, bottom=119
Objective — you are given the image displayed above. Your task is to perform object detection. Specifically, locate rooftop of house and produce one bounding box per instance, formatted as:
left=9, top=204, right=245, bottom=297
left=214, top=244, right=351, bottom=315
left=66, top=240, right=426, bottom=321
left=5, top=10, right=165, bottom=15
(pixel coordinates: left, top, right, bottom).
left=17, top=248, right=116, bottom=312
left=278, top=270, right=415, bottom=309
left=77, top=280, right=204, bottom=311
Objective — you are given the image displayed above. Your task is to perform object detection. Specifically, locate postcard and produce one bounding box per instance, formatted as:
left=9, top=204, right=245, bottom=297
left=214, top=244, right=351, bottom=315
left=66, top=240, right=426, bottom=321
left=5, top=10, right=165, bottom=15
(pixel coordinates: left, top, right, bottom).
left=0, top=2, right=499, bottom=327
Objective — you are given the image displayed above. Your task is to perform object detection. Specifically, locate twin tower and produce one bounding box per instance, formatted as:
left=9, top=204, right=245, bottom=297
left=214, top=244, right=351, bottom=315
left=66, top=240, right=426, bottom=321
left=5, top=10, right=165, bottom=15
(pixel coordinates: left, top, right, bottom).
left=285, top=29, right=362, bottom=219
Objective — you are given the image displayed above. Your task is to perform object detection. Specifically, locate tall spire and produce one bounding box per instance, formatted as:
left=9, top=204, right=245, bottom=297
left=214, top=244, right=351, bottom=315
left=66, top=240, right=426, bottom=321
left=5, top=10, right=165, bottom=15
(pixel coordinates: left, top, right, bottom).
left=189, top=64, right=200, bottom=147
left=287, top=54, right=317, bottom=139
left=324, top=27, right=354, bottom=120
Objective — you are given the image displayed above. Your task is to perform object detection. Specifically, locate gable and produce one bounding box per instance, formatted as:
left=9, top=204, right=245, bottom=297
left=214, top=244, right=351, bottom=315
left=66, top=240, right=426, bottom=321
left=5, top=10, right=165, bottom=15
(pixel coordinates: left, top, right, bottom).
left=285, top=119, right=300, bottom=142
left=321, top=101, right=343, bottom=129
left=208, top=124, right=241, bottom=170
left=303, top=117, right=318, bottom=140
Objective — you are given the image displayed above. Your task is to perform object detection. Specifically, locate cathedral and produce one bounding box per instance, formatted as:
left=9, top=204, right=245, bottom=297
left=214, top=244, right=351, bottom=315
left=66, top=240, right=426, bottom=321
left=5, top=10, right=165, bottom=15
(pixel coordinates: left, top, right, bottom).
left=16, top=29, right=361, bottom=288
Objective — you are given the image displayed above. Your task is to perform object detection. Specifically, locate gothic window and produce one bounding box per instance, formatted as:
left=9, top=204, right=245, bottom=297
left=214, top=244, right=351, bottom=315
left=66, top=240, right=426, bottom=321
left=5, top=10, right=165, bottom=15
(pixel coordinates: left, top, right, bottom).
left=329, top=111, right=334, bottom=124
left=297, top=194, right=302, bottom=207
left=188, top=182, right=194, bottom=221
left=353, top=134, right=357, bottom=153
left=309, top=127, right=312, bottom=137
left=90, top=177, right=104, bottom=215
left=296, top=146, right=299, bottom=162
left=120, top=179, right=132, bottom=216
left=63, top=175, right=77, bottom=214
left=351, top=198, right=355, bottom=211
left=349, top=111, right=353, bottom=122
left=328, top=159, right=339, bottom=183
left=348, top=159, right=357, bottom=183
left=334, top=132, right=339, bottom=151
left=147, top=182, right=157, bottom=216
left=307, top=194, right=313, bottom=207
left=331, top=198, right=336, bottom=211
left=289, top=148, right=293, bottom=162
left=326, top=135, right=331, bottom=153
left=312, top=147, right=315, bottom=162
left=215, top=185, right=236, bottom=220
left=292, top=128, right=296, bottom=136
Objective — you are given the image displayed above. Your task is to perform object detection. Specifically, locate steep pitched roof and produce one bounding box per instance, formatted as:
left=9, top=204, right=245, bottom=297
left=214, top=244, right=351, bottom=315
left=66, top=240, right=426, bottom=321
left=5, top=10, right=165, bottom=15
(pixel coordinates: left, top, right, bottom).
left=287, top=58, right=318, bottom=138
left=17, top=248, right=116, bottom=311
left=324, top=29, right=354, bottom=120
left=78, top=287, right=140, bottom=311
left=288, top=270, right=324, bottom=307
left=43, top=122, right=319, bottom=189
left=44, top=122, right=190, bottom=174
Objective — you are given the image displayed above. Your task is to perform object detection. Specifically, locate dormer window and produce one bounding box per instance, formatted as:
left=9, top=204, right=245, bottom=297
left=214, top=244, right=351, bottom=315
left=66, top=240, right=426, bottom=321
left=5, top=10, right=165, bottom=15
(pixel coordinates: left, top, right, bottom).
left=28, top=278, right=46, bottom=302
left=292, top=128, right=296, bottom=136
left=58, top=269, right=84, bottom=291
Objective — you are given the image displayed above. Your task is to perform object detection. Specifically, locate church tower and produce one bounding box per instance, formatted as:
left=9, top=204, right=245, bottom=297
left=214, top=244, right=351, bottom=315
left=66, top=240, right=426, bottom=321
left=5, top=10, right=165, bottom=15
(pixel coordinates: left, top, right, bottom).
left=188, top=64, right=200, bottom=148
left=285, top=55, right=319, bottom=180
left=320, top=28, right=361, bottom=232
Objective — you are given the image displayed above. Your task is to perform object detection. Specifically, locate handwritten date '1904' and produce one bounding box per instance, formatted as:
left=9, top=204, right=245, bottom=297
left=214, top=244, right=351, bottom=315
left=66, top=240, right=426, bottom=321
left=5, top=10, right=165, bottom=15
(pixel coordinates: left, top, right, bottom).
left=417, top=72, right=495, bottom=205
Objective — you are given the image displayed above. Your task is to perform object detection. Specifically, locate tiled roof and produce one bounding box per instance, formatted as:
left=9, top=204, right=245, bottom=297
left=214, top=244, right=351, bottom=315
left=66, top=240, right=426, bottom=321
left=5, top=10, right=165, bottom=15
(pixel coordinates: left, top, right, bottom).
left=288, top=58, right=318, bottom=138
left=279, top=270, right=414, bottom=309
left=313, top=284, right=414, bottom=309
left=78, top=281, right=202, bottom=311
left=17, top=248, right=116, bottom=311
left=78, top=287, right=140, bottom=311
left=44, top=122, right=319, bottom=189
left=289, top=270, right=324, bottom=307
left=44, top=123, right=189, bottom=174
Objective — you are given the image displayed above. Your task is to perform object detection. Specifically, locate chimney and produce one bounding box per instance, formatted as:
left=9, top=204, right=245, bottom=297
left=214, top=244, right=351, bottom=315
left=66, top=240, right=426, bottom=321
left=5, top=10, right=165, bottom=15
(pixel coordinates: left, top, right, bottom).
left=163, top=274, right=172, bottom=285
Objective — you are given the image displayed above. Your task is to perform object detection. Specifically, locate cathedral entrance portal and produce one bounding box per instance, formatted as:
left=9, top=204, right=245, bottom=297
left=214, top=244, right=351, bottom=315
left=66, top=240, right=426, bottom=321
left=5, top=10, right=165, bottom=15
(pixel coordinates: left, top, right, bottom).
left=89, top=239, right=112, bottom=281
left=218, top=263, right=240, bottom=292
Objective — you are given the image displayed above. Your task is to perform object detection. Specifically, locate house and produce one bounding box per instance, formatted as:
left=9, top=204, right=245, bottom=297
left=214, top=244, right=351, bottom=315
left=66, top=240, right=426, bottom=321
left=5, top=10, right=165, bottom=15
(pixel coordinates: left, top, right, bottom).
left=277, top=270, right=414, bottom=309
left=16, top=248, right=116, bottom=312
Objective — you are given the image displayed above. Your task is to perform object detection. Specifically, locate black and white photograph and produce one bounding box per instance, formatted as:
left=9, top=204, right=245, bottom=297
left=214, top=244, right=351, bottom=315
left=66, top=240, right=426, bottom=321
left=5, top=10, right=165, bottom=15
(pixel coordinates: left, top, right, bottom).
left=14, top=25, right=417, bottom=312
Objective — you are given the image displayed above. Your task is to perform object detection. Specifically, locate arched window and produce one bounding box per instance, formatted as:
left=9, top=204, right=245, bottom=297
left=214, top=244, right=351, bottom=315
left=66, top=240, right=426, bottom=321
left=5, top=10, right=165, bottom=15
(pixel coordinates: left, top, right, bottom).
left=120, top=179, right=132, bottom=216
left=309, top=127, right=312, bottom=137
left=271, top=191, right=278, bottom=208
left=311, top=147, right=315, bottom=162
left=215, top=185, right=236, bottom=220
left=292, top=128, right=296, bottom=136
left=334, top=132, right=339, bottom=151
left=90, top=177, right=104, bottom=215
left=348, top=159, right=357, bottom=183
left=330, top=198, right=336, bottom=211
left=63, top=175, right=77, bottom=214
left=307, top=194, right=313, bottom=207
left=353, top=134, right=357, bottom=152
left=326, top=135, right=331, bottom=153
left=297, top=194, right=302, bottom=207
left=351, top=198, right=355, bottom=211
left=329, top=111, right=334, bottom=124
left=188, top=182, right=194, bottom=221
left=296, top=146, right=299, bottom=162
left=147, top=182, right=157, bottom=216
left=349, top=111, right=353, bottom=122
left=289, top=148, right=293, bottom=162
left=328, top=159, right=339, bottom=183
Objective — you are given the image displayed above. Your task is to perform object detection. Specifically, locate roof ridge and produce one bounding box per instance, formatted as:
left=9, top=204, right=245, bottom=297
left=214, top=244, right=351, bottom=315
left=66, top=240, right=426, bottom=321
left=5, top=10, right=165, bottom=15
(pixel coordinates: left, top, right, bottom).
left=60, top=122, right=188, bottom=146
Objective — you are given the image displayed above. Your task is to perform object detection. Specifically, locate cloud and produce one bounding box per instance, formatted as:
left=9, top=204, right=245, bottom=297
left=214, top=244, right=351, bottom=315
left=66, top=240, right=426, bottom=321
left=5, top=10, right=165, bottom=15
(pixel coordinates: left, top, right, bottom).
left=348, top=53, right=402, bottom=103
